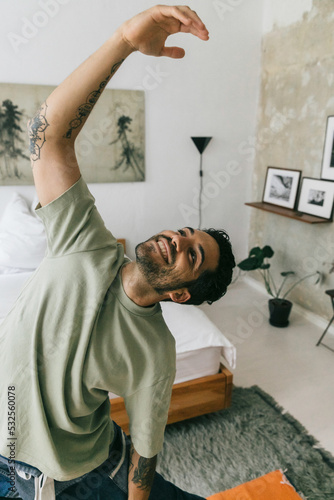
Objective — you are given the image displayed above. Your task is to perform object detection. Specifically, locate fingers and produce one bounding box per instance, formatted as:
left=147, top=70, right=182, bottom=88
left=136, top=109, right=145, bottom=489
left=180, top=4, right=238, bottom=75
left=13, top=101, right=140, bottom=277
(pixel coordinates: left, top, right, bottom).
left=175, top=5, right=208, bottom=31
left=160, top=46, right=185, bottom=59
left=155, top=5, right=209, bottom=40
left=180, top=23, right=209, bottom=40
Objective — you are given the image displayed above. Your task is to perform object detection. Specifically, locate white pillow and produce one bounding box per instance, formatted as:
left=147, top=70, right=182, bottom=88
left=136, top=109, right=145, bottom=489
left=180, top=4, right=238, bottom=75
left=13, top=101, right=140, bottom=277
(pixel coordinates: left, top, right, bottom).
left=0, top=193, right=46, bottom=272
left=161, top=302, right=236, bottom=369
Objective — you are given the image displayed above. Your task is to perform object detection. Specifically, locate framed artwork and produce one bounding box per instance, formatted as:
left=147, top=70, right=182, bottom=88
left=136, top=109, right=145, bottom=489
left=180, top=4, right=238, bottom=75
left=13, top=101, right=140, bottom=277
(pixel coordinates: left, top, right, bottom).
left=297, top=177, right=334, bottom=220
left=0, top=82, right=145, bottom=185
left=321, top=116, right=334, bottom=181
left=262, top=167, right=301, bottom=209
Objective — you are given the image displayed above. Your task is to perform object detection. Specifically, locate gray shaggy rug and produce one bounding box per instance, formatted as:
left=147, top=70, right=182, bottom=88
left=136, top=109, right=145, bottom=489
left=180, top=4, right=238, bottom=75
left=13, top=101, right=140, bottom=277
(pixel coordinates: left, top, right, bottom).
left=156, top=386, right=334, bottom=499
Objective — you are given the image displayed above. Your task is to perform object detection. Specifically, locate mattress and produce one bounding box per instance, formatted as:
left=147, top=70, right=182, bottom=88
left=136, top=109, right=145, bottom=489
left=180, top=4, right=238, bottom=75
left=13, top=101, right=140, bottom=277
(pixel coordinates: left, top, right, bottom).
left=0, top=271, right=236, bottom=392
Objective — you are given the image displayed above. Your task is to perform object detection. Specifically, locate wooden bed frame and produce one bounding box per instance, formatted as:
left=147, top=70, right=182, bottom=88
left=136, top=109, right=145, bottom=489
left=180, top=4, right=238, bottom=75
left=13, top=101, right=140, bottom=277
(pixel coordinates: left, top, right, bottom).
left=112, top=240, right=234, bottom=435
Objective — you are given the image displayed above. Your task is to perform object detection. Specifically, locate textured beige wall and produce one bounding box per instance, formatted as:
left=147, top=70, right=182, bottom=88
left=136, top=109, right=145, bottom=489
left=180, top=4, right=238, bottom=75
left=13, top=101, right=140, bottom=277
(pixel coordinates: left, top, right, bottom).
left=249, top=0, right=334, bottom=319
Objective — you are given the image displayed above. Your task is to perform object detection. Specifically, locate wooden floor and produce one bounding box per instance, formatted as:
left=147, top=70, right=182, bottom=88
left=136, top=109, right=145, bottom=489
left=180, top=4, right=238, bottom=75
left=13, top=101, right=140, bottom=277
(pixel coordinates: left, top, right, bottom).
left=199, top=278, right=334, bottom=456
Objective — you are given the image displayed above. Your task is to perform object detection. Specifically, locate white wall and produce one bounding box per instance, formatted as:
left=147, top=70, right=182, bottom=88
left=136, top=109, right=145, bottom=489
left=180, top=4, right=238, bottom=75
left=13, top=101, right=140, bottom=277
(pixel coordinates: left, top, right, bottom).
left=0, top=0, right=263, bottom=260
left=263, top=0, right=313, bottom=33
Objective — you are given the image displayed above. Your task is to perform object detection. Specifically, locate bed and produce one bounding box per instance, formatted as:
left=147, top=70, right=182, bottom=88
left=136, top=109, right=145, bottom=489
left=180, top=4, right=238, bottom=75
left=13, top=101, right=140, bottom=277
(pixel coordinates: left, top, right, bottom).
left=0, top=191, right=236, bottom=434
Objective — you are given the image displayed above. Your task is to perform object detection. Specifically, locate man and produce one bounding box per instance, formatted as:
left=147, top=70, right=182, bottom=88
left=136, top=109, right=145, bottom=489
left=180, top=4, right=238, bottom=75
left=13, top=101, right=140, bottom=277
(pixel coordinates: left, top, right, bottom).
left=0, top=5, right=235, bottom=499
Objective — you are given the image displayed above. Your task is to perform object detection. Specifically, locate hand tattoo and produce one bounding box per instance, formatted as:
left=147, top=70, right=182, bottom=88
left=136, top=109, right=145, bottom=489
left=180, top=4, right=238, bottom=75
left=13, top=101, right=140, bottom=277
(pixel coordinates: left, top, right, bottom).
left=63, top=59, right=124, bottom=139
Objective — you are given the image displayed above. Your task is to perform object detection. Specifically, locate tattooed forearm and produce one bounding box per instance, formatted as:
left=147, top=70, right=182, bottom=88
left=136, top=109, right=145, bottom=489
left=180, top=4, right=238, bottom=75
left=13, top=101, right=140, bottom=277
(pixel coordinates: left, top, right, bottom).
left=27, top=102, right=49, bottom=163
left=63, top=59, right=124, bottom=139
left=131, top=455, right=157, bottom=491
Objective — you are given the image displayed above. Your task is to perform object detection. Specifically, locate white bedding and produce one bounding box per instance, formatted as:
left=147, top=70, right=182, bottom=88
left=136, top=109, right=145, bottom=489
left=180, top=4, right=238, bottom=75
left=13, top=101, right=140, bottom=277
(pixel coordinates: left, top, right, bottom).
left=160, top=301, right=236, bottom=370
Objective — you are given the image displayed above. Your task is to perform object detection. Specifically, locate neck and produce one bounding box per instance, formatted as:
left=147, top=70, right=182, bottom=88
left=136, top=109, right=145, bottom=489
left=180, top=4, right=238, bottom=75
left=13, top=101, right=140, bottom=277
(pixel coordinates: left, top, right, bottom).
left=121, top=261, right=167, bottom=307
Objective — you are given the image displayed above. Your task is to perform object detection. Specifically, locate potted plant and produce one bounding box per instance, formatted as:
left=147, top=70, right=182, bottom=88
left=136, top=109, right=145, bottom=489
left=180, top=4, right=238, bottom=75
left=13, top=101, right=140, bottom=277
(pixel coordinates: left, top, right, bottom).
left=237, top=246, right=321, bottom=327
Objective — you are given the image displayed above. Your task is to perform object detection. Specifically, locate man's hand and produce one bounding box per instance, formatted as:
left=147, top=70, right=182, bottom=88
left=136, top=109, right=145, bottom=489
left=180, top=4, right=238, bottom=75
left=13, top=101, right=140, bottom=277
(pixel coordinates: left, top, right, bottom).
left=119, top=5, right=209, bottom=59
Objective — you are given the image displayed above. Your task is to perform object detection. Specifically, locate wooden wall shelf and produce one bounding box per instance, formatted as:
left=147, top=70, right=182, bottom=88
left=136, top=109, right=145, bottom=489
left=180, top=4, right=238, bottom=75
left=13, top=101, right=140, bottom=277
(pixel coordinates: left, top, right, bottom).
left=245, top=202, right=331, bottom=224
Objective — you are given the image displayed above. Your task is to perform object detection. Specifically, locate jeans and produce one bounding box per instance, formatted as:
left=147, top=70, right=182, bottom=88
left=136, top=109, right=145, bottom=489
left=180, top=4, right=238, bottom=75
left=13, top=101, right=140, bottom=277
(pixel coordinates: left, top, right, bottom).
left=0, top=422, right=206, bottom=499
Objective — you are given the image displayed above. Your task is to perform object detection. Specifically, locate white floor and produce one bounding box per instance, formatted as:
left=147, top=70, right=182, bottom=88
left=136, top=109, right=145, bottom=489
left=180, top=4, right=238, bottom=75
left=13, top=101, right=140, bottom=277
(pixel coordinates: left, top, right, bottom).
left=199, top=279, right=334, bottom=456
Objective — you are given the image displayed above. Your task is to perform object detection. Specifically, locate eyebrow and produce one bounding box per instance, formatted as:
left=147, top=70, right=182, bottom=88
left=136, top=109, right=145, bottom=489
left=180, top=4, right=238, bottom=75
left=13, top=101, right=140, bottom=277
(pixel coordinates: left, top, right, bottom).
left=198, top=244, right=205, bottom=270
left=184, top=227, right=205, bottom=270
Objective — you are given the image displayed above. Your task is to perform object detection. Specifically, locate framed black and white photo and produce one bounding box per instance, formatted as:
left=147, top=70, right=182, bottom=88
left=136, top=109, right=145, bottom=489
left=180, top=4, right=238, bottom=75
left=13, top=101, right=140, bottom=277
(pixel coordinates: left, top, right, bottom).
left=321, top=116, right=334, bottom=181
left=262, top=167, right=301, bottom=209
left=297, top=178, right=334, bottom=220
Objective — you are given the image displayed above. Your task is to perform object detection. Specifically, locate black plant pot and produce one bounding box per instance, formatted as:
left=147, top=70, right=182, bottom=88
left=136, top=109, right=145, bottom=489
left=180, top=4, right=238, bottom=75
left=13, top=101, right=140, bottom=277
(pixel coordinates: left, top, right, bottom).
left=268, top=298, right=293, bottom=327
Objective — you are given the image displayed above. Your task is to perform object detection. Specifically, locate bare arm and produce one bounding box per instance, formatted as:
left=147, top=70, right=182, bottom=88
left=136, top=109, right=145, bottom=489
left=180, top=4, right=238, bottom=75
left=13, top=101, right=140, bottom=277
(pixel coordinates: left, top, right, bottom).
left=27, top=32, right=132, bottom=207
left=128, top=442, right=157, bottom=500
left=27, top=5, right=209, bottom=207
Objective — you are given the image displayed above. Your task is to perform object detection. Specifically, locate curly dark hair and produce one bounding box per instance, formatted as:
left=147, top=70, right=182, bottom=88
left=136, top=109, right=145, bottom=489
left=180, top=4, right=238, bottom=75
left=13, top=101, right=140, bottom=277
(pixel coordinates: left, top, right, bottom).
left=183, top=228, right=235, bottom=306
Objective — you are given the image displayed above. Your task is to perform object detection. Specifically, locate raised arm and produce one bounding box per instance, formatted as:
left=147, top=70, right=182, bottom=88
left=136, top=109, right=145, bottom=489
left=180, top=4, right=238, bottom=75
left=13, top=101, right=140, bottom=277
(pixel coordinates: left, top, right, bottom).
left=27, top=5, right=209, bottom=207
left=27, top=34, right=130, bottom=207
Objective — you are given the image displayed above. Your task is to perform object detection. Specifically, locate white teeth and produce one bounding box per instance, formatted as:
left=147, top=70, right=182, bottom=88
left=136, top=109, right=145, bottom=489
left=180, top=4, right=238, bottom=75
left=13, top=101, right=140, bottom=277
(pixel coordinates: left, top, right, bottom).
left=158, top=240, right=168, bottom=262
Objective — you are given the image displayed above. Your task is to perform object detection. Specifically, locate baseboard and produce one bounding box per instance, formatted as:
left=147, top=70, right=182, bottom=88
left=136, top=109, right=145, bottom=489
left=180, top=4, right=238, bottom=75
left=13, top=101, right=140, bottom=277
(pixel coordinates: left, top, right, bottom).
left=243, top=276, right=334, bottom=338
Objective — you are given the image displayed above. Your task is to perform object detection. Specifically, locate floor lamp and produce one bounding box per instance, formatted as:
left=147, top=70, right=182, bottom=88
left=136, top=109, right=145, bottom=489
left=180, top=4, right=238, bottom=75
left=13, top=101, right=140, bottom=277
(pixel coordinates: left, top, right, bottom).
left=191, top=137, right=212, bottom=229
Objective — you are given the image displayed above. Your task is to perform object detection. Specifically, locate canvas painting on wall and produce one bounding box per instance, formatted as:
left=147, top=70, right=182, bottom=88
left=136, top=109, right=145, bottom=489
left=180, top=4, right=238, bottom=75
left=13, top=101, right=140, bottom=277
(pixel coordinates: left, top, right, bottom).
left=0, top=82, right=145, bottom=185
left=262, top=166, right=301, bottom=209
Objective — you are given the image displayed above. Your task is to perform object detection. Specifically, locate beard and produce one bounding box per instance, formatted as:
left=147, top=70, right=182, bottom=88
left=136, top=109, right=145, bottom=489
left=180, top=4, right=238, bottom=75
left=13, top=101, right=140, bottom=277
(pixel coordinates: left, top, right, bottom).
left=135, top=234, right=189, bottom=295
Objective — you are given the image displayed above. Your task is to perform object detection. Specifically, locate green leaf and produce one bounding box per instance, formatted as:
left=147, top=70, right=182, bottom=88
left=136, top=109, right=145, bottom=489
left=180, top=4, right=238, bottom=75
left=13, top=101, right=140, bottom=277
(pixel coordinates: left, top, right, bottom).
left=238, top=245, right=275, bottom=271
left=238, top=257, right=261, bottom=271
left=249, top=247, right=262, bottom=258
left=262, top=245, right=274, bottom=258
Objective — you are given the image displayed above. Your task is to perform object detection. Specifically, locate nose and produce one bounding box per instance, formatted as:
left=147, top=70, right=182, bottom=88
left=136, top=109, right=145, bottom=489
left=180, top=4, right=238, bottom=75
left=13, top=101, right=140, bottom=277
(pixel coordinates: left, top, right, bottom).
left=171, top=233, right=191, bottom=252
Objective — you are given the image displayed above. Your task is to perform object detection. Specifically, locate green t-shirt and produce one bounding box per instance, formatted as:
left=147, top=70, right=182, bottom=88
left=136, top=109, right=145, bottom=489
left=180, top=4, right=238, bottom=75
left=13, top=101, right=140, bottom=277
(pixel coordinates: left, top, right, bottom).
left=0, top=177, right=176, bottom=481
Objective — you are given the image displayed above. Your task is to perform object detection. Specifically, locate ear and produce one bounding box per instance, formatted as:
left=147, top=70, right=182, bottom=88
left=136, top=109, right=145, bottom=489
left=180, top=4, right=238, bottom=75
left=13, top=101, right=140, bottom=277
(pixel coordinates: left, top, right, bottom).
left=168, top=289, right=191, bottom=304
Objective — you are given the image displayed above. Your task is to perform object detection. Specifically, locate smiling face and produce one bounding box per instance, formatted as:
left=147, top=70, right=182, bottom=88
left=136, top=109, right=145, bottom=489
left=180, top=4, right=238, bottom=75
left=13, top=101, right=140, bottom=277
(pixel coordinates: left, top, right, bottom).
left=135, top=227, right=220, bottom=298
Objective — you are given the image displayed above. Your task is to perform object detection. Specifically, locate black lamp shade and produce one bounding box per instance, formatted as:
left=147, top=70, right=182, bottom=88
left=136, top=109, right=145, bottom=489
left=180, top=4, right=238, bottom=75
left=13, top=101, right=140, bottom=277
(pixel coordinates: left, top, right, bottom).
left=191, top=137, right=212, bottom=154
